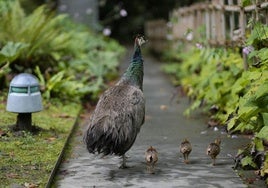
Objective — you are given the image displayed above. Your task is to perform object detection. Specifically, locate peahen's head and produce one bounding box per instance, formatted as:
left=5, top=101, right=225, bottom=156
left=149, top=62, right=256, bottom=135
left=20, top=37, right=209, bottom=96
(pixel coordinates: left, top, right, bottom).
left=135, top=35, right=147, bottom=47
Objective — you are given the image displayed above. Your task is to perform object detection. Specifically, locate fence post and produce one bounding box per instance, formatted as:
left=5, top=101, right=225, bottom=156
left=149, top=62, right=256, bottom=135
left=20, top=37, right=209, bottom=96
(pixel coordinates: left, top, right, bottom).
left=238, top=0, right=248, bottom=70
left=219, top=0, right=226, bottom=45
left=228, top=0, right=235, bottom=41
left=205, top=5, right=211, bottom=41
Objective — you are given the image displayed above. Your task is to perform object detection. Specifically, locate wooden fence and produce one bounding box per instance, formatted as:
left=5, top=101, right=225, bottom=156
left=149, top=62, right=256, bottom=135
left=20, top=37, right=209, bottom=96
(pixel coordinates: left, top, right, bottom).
left=145, top=0, right=268, bottom=55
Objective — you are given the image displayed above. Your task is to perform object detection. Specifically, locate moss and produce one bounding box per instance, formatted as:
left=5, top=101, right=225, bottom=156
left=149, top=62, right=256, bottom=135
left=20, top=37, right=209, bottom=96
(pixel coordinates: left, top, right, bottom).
left=0, top=95, right=81, bottom=187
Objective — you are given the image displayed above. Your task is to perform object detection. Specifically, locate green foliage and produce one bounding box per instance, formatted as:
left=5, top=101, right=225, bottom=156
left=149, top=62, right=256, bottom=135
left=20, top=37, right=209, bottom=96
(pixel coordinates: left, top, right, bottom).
left=247, top=22, right=268, bottom=50
left=0, top=1, right=66, bottom=61
left=0, top=42, right=29, bottom=65
left=0, top=42, right=29, bottom=79
left=261, top=153, right=268, bottom=184
left=162, top=47, right=245, bottom=120
left=241, top=0, right=252, bottom=7
left=0, top=0, right=125, bottom=102
left=241, top=156, right=257, bottom=169
left=256, top=126, right=268, bottom=140
left=163, top=18, right=268, bottom=181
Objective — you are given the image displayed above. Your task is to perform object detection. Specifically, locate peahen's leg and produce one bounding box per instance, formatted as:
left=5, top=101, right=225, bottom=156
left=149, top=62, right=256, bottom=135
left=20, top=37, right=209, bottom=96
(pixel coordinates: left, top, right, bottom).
left=119, top=154, right=128, bottom=169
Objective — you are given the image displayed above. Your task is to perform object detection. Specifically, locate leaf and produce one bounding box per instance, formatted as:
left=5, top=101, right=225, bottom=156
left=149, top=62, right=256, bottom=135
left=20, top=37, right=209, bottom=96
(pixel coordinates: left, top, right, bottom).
left=46, top=71, right=65, bottom=91
left=255, top=48, right=268, bottom=63
left=241, top=156, right=257, bottom=168
left=256, top=126, right=268, bottom=139
left=234, top=122, right=254, bottom=132
left=237, top=149, right=244, bottom=156
left=254, top=137, right=264, bottom=151
left=227, top=116, right=238, bottom=131
left=242, top=0, right=251, bottom=7
left=0, top=42, right=29, bottom=65
left=34, top=66, right=45, bottom=88
left=262, top=113, right=268, bottom=127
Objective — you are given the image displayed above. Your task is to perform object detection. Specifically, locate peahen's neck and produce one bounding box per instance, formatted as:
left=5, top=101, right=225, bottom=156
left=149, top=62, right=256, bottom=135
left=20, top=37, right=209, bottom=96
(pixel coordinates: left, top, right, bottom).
left=117, top=44, right=144, bottom=90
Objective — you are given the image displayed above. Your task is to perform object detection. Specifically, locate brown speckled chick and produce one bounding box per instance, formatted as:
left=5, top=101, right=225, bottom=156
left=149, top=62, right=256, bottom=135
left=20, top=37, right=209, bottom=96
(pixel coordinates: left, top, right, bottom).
left=206, top=138, right=221, bottom=166
left=180, top=138, right=192, bottom=164
left=145, top=146, right=158, bottom=174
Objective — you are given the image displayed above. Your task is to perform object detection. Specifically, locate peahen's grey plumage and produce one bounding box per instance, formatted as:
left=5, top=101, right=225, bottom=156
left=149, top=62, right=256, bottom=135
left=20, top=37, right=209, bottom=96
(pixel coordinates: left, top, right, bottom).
left=84, top=36, right=146, bottom=168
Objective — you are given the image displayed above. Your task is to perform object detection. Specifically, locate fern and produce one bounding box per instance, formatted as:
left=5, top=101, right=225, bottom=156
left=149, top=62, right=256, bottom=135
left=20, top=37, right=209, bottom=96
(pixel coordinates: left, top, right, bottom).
left=0, top=0, right=125, bottom=101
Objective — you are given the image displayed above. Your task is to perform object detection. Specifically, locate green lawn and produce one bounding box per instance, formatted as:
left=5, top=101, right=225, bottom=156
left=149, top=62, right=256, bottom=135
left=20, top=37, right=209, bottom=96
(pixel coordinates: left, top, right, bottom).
left=0, top=95, right=81, bottom=187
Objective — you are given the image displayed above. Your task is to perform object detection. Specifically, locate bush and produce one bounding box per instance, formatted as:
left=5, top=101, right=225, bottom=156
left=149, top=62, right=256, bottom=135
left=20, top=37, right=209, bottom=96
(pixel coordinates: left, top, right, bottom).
left=162, top=22, right=268, bottom=183
left=0, top=0, right=125, bottom=102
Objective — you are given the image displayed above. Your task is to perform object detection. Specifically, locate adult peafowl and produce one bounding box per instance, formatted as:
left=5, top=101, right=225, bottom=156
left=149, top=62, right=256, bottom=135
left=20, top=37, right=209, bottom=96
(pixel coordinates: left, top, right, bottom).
left=84, top=35, right=146, bottom=168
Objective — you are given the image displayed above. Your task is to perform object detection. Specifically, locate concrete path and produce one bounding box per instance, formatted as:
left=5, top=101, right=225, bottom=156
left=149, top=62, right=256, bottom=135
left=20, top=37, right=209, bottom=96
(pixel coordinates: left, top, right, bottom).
left=55, top=48, right=259, bottom=188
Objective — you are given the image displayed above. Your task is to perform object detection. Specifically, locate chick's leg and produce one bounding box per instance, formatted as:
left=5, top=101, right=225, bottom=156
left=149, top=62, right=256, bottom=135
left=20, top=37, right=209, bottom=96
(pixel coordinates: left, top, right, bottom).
left=213, top=158, right=216, bottom=166
left=185, top=154, right=190, bottom=164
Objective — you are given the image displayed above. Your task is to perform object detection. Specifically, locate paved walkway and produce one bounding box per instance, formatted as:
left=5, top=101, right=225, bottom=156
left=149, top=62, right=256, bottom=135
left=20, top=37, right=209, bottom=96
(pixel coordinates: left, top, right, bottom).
left=55, top=48, right=260, bottom=187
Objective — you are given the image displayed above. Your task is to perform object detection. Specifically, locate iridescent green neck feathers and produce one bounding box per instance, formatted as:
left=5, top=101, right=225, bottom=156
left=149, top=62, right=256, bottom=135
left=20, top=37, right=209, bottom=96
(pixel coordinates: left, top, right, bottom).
left=117, top=44, right=144, bottom=90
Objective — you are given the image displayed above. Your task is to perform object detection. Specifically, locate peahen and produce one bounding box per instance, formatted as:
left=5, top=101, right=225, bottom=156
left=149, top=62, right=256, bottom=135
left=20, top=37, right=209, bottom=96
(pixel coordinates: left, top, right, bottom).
left=84, top=35, right=146, bottom=168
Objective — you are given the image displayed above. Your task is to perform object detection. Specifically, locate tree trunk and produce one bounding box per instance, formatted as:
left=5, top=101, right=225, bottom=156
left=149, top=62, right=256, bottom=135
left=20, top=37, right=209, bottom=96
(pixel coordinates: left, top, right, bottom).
left=16, top=113, right=32, bottom=131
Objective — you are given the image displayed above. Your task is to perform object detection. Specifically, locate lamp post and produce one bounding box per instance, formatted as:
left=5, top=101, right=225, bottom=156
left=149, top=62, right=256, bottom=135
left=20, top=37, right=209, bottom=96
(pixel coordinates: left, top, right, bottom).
left=6, top=73, right=43, bottom=131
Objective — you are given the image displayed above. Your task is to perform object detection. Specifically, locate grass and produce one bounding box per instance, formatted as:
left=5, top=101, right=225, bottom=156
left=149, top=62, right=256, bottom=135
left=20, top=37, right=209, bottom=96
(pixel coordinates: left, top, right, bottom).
left=0, top=94, right=81, bottom=187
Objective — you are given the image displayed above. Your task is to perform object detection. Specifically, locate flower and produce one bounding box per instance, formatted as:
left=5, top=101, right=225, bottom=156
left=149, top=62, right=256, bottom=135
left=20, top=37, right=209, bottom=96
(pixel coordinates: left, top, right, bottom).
left=242, top=46, right=254, bottom=55
left=186, top=32, right=193, bottom=41
left=120, top=9, right=128, bottom=17
left=103, top=28, right=111, bottom=36
left=195, top=43, right=203, bottom=49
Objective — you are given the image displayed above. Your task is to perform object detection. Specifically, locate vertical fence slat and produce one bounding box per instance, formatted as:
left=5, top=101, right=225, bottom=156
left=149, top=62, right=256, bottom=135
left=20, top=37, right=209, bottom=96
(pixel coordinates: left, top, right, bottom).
left=220, top=0, right=226, bottom=45
left=228, top=0, right=235, bottom=41
left=205, top=6, right=211, bottom=40
left=238, top=0, right=248, bottom=70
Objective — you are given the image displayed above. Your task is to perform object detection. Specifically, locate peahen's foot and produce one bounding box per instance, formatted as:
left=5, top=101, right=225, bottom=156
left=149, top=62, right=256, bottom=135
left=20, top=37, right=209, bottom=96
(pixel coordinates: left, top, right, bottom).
left=119, top=154, right=130, bottom=169
left=119, top=163, right=130, bottom=169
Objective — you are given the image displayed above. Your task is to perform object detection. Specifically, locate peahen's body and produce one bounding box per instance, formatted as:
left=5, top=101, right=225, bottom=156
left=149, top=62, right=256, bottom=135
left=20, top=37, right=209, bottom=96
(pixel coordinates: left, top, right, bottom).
left=84, top=36, right=146, bottom=168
